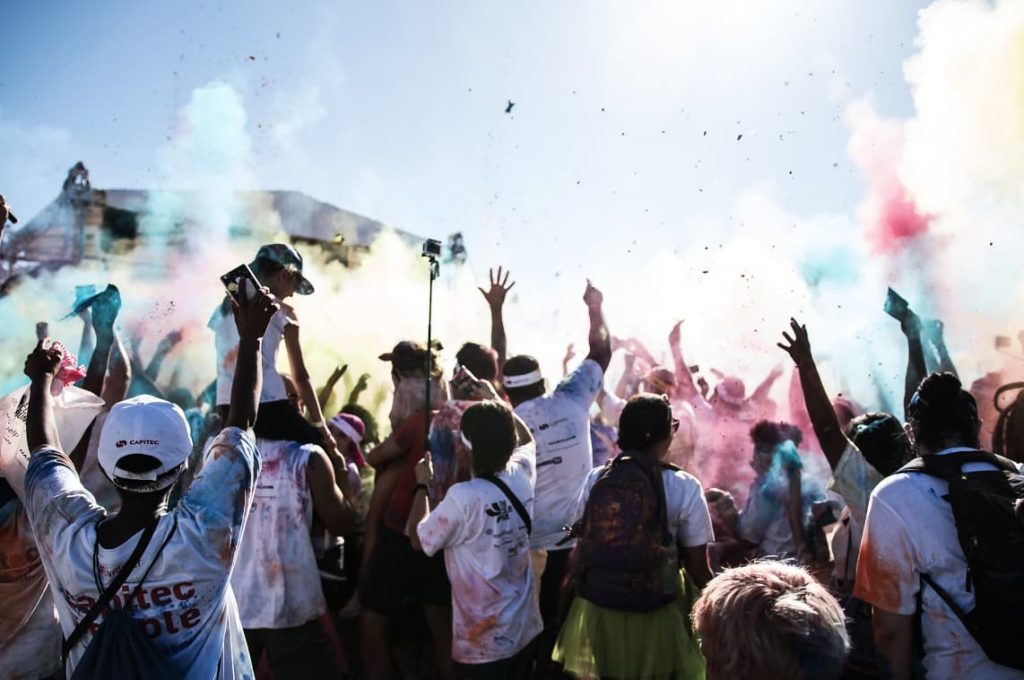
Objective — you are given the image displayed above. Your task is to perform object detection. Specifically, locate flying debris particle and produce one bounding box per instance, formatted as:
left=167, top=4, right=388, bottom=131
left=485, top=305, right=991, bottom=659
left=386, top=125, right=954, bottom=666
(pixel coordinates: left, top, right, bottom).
left=505, top=100, right=515, bottom=114
left=702, top=270, right=709, bottom=274
left=737, top=134, right=743, bottom=141
left=832, top=162, right=838, bottom=168
left=248, top=55, right=256, bottom=61
left=703, top=130, right=707, bottom=136
left=601, top=107, right=606, bottom=112
left=276, top=31, right=281, bottom=39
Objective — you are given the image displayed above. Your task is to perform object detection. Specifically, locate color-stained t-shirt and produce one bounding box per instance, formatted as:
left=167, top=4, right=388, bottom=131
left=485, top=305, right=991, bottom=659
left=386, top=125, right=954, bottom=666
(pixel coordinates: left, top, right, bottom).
left=417, top=443, right=542, bottom=664
left=827, top=443, right=883, bottom=586
left=855, top=448, right=1024, bottom=680
left=231, top=439, right=325, bottom=629
left=24, top=427, right=260, bottom=679
left=0, top=498, right=61, bottom=679
left=428, top=400, right=475, bottom=502
left=515, top=359, right=604, bottom=550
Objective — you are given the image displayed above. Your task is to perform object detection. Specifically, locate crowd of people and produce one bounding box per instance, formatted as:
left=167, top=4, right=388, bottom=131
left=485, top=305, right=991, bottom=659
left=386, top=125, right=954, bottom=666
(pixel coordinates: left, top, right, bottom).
left=0, top=192, right=1023, bottom=680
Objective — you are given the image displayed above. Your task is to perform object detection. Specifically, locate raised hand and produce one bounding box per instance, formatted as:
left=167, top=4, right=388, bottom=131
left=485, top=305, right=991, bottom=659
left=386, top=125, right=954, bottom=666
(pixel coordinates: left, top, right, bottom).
left=479, top=267, right=515, bottom=309
left=232, top=282, right=280, bottom=341
left=24, top=340, right=63, bottom=382
left=777, top=318, right=812, bottom=367
left=156, top=329, right=184, bottom=353
left=668, top=320, right=683, bottom=347
left=90, top=286, right=122, bottom=335
left=583, top=279, right=603, bottom=310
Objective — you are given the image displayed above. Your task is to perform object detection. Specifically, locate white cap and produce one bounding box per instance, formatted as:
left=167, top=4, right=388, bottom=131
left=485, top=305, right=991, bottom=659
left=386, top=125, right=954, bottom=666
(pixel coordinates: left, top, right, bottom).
left=98, top=395, right=192, bottom=491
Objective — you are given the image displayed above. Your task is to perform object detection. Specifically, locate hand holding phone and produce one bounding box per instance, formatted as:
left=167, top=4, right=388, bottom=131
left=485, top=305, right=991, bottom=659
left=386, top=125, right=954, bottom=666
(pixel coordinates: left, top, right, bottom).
left=883, top=287, right=911, bottom=322
left=221, top=264, right=260, bottom=303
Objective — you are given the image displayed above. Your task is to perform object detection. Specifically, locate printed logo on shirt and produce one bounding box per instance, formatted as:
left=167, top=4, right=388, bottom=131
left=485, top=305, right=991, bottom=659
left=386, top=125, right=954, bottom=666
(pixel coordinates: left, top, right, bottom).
left=62, top=581, right=202, bottom=638
left=485, top=500, right=512, bottom=523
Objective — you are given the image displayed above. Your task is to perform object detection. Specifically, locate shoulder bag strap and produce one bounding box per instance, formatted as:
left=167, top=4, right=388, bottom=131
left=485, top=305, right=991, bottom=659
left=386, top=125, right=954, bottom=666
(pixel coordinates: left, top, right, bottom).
left=481, top=475, right=532, bottom=534
left=920, top=572, right=976, bottom=638
left=62, top=521, right=158, bottom=664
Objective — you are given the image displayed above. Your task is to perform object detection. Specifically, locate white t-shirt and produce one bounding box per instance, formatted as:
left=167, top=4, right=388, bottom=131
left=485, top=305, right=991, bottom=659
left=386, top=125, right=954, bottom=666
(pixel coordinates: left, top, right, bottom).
left=575, top=463, right=715, bottom=549
left=828, top=443, right=883, bottom=586
left=417, top=443, right=543, bottom=664
left=24, top=427, right=260, bottom=679
left=515, top=359, right=603, bottom=550
left=855, top=448, right=1024, bottom=680
left=231, top=439, right=325, bottom=629
left=210, top=304, right=293, bottom=406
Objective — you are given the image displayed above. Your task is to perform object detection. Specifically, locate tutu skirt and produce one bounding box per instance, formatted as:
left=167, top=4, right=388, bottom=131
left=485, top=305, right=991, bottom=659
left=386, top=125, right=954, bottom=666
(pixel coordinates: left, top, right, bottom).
left=552, top=572, right=705, bottom=680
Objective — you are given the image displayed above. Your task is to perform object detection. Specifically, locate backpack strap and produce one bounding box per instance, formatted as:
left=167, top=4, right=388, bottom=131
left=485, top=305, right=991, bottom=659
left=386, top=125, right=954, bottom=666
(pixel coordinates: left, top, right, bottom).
left=480, top=475, right=531, bottom=534
left=899, top=451, right=1019, bottom=480
left=920, top=572, right=977, bottom=639
left=61, top=519, right=165, bottom=665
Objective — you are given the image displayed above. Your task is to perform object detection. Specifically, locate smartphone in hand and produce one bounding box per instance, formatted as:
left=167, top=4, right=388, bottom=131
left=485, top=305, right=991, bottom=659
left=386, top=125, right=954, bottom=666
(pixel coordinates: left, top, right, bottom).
left=883, top=287, right=911, bottom=322
left=221, top=264, right=260, bottom=303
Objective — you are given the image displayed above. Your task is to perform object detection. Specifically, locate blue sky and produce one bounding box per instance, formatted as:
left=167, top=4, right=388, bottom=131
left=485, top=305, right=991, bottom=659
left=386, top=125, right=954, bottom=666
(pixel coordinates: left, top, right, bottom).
left=2, top=0, right=928, bottom=284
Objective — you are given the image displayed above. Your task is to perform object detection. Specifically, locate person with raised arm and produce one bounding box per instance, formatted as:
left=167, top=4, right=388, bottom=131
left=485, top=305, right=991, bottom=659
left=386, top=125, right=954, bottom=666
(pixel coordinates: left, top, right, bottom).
left=408, top=400, right=542, bottom=679
left=479, top=266, right=516, bottom=372
left=22, top=280, right=279, bottom=677
left=779, top=318, right=913, bottom=678
left=501, top=279, right=611, bottom=675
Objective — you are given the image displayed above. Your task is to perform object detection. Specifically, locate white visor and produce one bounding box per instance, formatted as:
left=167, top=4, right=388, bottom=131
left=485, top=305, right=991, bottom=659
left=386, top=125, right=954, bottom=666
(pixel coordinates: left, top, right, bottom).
left=503, top=370, right=543, bottom=389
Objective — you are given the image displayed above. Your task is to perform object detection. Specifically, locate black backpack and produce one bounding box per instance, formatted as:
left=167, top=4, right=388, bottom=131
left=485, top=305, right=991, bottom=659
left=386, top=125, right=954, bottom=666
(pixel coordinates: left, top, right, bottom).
left=63, top=518, right=180, bottom=679
left=900, top=451, right=1024, bottom=670
left=572, top=452, right=680, bottom=612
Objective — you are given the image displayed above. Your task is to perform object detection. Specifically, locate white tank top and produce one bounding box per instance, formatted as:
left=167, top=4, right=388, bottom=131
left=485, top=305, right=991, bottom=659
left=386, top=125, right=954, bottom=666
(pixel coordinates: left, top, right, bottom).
left=230, top=439, right=325, bottom=628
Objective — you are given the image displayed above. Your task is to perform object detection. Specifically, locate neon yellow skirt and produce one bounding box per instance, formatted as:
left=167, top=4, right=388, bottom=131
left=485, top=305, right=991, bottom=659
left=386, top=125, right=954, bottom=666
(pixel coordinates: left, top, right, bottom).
left=552, top=573, right=705, bottom=680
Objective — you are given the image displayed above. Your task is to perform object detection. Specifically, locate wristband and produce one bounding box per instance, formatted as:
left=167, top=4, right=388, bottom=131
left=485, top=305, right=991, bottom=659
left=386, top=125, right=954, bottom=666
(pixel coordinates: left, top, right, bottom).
left=312, top=420, right=326, bottom=429
left=413, top=483, right=429, bottom=496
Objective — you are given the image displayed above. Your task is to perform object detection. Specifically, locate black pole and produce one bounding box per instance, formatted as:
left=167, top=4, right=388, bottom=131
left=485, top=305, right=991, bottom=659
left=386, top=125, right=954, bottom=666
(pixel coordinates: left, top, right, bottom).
left=424, top=255, right=439, bottom=449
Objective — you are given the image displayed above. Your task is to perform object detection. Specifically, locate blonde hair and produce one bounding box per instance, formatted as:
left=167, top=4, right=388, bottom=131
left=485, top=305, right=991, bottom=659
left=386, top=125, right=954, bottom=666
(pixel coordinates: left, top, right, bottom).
left=692, top=561, right=848, bottom=680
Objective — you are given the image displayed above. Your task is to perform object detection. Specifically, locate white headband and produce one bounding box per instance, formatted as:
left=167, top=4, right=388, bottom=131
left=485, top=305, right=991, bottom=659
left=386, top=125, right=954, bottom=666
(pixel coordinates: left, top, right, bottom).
left=503, top=369, right=543, bottom=389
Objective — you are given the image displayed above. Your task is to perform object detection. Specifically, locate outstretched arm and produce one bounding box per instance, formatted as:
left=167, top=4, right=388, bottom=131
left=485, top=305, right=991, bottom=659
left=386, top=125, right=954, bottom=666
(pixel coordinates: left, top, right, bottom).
left=100, top=333, right=132, bottom=406
left=317, top=364, right=348, bottom=413
left=25, top=342, right=63, bottom=453
left=584, top=280, right=612, bottom=371
left=778, top=319, right=849, bottom=470
left=900, top=312, right=927, bottom=418
left=750, top=365, right=784, bottom=404
left=80, top=291, right=121, bottom=399
left=669, top=321, right=699, bottom=401
left=479, top=267, right=515, bottom=369
left=226, top=286, right=279, bottom=431
left=145, top=330, right=182, bottom=382
left=924, top=320, right=958, bottom=379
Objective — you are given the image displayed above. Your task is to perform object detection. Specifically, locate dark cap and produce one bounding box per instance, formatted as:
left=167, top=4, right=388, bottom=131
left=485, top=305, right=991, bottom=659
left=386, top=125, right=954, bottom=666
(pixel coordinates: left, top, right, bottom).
left=252, top=243, right=314, bottom=295
left=380, top=341, right=442, bottom=378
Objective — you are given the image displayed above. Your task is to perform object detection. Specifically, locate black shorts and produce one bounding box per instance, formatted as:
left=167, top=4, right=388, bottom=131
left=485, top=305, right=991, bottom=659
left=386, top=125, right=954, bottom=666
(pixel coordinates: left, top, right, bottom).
left=360, top=525, right=451, bottom=616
